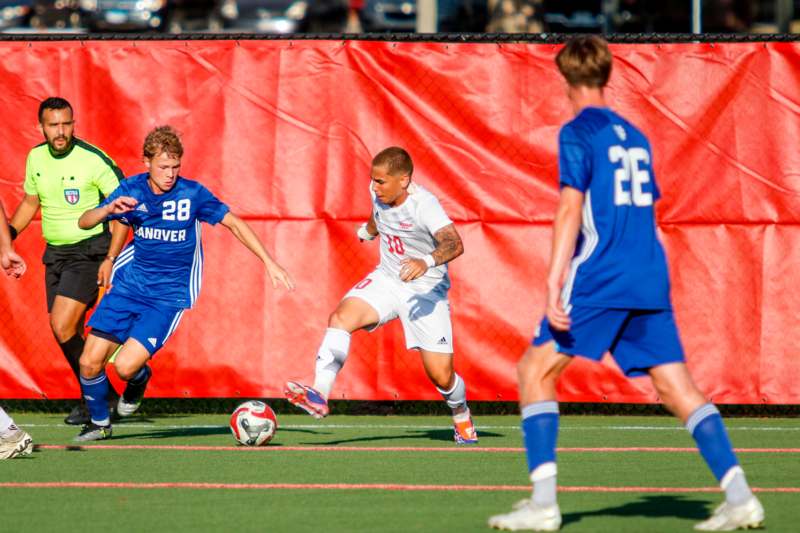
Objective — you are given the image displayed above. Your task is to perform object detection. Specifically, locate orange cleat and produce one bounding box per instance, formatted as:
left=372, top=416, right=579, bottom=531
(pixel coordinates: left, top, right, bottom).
left=453, top=411, right=478, bottom=445
left=284, top=381, right=329, bottom=419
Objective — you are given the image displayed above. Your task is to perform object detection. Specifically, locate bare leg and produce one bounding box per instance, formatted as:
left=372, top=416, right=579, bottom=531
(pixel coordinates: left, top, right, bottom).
left=312, top=297, right=380, bottom=398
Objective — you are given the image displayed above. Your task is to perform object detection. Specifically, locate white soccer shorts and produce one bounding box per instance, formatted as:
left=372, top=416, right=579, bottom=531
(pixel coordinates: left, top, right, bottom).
left=343, top=268, right=453, bottom=353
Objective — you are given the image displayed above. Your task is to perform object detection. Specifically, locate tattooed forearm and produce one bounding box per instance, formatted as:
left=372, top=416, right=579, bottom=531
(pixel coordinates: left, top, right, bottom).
left=431, top=224, right=464, bottom=266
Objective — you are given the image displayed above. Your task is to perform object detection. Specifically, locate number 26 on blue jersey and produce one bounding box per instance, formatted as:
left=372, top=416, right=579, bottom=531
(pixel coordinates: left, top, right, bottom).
left=609, top=146, right=652, bottom=207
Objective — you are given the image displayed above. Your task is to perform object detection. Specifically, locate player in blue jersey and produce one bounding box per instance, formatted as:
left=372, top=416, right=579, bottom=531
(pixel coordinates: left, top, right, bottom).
left=489, top=36, right=763, bottom=532
left=72, top=126, right=294, bottom=441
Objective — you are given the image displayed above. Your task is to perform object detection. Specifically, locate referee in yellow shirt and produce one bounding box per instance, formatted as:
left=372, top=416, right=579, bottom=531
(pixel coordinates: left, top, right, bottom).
left=9, top=97, right=125, bottom=425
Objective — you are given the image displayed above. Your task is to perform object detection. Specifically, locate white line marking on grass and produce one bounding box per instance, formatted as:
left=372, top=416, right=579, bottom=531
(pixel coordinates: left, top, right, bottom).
left=0, top=482, right=797, bottom=493
left=21, top=423, right=800, bottom=431
left=36, top=444, right=800, bottom=453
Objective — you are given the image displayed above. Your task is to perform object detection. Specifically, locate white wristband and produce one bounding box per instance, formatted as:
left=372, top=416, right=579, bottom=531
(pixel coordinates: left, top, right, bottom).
left=423, top=254, right=436, bottom=268
left=357, top=223, right=376, bottom=241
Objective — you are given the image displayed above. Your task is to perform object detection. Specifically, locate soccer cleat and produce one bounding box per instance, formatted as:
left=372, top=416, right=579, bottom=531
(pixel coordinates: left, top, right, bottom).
left=116, top=397, right=142, bottom=418
left=284, top=381, right=329, bottom=419
left=64, top=403, right=90, bottom=426
left=117, top=366, right=151, bottom=417
left=488, top=499, right=562, bottom=531
left=453, top=413, right=478, bottom=445
left=74, top=423, right=112, bottom=442
left=694, top=496, right=764, bottom=531
left=0, top=428, right=34, bottom=459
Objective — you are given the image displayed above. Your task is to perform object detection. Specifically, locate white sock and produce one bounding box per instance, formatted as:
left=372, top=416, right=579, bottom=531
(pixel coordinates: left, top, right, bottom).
left=721, top=466, right=753, bottom=506
left=313, top=328, right=351, bottom=399
left=0, top=406, right=15, bottom=435
left=531, top=462, right=558, bottom=507
left=437, top=373, right=467, bottom=411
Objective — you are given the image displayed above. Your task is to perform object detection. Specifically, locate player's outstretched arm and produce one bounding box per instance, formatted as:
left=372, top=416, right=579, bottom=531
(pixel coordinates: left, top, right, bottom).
left=545, top=187, right=584, bottom=331
left=219, top=212, right=295, bottom=291
left=399, top=223, right=464, bottom=282
left=8, top=193, right=40, bottom=240
left=78, top=196, right=137, bottom=230
left=97, top=221, right=131, bottom=288
left=0, top=205, right=26, bottom=278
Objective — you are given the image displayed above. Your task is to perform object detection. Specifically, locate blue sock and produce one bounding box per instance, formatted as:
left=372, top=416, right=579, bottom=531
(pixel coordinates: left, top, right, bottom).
left=80, top=373, right=110, bottom=426
left=687, top=403, right=738, bottom=482
left=521, top=401, right=559, bottom=472
left=522, top=402, right=559, bottom=506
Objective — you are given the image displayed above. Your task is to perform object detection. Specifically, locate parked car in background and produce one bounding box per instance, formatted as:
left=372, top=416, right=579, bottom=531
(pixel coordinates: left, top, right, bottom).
left=30, top=0, right=81, bottom=30
left=359, top=0, right=488, bottom=32
left=0, top=0, right=33, bottom=31
left=540, top=0, right=604, bottom=32
left=79, top=0, right=168, bottom=31
left=165, top=0, right=217, bottom=32
left=214, top=0, right=348, bottom=33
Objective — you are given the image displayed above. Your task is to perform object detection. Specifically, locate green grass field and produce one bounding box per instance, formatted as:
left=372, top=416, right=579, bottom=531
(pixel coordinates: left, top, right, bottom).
left=1, top=412, right=797, bottom=532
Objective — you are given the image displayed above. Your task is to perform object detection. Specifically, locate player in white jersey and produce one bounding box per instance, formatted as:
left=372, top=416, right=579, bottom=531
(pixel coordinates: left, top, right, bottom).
left=285, top=146, right=478, bottom=444
left=1, top=205, right=32, bottom=459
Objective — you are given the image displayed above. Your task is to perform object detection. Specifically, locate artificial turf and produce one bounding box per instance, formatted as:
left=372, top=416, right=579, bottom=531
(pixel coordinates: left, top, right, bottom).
left=1, top=413, right=797, bottom=532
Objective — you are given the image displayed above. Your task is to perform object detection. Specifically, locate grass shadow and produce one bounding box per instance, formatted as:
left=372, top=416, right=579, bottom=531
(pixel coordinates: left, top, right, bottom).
left=101, top=426, right=230, bottom=440
left=112, top=425, right=328, bottom=440
left=561, top=495, right=711, bottom=527
left=307, top=428, right=503, bottom=445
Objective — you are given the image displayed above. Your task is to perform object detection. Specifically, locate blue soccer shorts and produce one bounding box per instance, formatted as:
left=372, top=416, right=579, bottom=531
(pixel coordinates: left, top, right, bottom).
left=88, top=289, right=185, bottom=356
left=532, top=306, right=685, bottom=377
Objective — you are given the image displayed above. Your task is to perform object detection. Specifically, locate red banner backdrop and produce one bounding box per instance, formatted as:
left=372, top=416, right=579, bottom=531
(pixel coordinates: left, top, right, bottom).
left=1, top=40, right=798, bottom=404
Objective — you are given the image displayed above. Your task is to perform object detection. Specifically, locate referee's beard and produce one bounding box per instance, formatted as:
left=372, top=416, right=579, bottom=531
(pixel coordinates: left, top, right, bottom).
left=48, top=136, right=73, bottom=155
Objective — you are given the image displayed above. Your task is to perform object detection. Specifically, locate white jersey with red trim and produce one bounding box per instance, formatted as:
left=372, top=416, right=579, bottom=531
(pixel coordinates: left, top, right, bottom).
left=371, top=182, right=453, bottom=294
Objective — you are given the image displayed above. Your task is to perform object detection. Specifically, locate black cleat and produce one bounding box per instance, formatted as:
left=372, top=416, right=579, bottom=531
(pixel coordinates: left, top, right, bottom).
left=64, top=404, right=90, bottom=426
left=65, top=401, right=118, bottom=424
left=108, top=397, right=121, bottom=422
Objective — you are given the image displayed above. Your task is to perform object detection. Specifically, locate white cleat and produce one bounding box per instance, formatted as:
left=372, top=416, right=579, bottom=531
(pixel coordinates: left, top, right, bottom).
left=116, top=397, right=142, bottom=418
left=488, top=499, right=561, bottom=531
left=694, top=496, right=765, bottom=531
left=0, top=428, right=34, bottom=459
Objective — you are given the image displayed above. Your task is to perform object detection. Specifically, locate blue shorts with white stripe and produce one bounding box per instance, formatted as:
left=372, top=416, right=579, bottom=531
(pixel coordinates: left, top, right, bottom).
left=88, top=289, right=184, bottom=356
left=532, top=306, right=685, bottom=377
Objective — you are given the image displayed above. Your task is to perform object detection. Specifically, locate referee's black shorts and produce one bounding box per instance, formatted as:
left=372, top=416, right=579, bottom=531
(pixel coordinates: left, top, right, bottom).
left=43, top=232, right=111, bottom=312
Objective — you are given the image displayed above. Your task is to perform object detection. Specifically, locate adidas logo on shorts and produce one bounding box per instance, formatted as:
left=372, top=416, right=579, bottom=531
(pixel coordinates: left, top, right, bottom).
left=437, top=337, right=448, bottom=345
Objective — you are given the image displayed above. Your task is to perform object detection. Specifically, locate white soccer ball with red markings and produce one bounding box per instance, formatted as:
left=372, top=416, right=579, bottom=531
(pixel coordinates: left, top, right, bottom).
left=229, top=400, right=278, bottom=446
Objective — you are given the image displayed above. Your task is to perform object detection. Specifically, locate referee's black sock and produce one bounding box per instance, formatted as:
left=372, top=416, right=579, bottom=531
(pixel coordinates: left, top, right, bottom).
left=59, top=334, right=120, bottom=399
left=59, top=334, right=84, bottom=380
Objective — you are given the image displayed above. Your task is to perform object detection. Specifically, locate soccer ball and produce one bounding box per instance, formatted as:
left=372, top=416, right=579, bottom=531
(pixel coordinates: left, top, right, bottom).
left=229, top=400, right=278, bottom=446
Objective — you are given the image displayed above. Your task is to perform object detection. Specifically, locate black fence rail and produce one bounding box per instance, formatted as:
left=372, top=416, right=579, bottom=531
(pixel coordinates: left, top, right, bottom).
left=1, top=32, right=800, bottom=43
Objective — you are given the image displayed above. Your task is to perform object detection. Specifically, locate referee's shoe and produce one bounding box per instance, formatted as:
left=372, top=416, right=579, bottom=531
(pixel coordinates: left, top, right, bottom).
left=64, top=396, right=120, bottom=425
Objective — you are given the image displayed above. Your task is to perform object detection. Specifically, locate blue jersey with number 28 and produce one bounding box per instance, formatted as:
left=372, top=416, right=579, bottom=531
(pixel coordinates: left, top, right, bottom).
left=101, top=173, right=230, bottom=309
left=558, top=107, right=671, bottom=310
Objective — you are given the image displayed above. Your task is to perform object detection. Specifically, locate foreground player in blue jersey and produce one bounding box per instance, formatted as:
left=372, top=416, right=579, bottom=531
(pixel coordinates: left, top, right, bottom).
left=73, top=126, right=294, bottom=441
left=489, top=36, right=763, bottom=532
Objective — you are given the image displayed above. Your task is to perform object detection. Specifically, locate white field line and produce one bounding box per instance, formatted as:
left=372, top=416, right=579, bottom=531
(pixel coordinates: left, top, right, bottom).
left=20, top=423, right=800, bottom=431
left=1, top=481, right=798, bottom=493
left=35, top=444, right=800, bottom=453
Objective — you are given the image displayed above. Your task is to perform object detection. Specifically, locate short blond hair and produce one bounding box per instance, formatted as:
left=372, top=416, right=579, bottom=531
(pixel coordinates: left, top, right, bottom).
left=143, top=125, right=184, bottom=159
left=556, top=35, right=612, bottom=89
